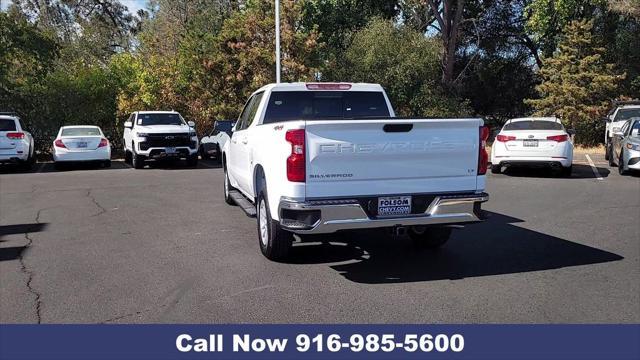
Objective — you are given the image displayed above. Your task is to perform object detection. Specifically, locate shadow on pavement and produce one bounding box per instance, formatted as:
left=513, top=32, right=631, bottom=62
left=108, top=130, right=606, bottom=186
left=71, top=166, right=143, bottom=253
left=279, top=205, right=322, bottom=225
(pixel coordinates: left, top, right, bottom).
left=0, top=223, right=49, bottom=262
left=0, top=159, right=221, bottom=174
left=496, top=164, right=610, bottom=179
left=285, top=212, right=623, bottom=284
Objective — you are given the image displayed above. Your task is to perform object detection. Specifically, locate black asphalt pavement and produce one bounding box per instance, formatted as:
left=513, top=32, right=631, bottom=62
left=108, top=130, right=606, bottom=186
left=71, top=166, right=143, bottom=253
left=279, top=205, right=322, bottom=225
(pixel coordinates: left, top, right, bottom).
left=0, top=155, right=638, bottom=323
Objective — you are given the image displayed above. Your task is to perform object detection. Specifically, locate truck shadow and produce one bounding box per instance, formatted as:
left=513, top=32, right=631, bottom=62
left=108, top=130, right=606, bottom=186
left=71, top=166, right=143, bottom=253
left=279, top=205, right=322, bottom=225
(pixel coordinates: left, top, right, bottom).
left=0, top=223, right=49, bottom=262
left=495, top=164, right=610, bottom=179
left=285, top=212, right=623, bottom=284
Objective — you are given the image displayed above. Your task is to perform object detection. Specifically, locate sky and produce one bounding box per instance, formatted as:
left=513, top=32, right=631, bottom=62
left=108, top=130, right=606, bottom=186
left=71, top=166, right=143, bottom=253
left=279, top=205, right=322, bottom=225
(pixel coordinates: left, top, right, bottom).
left=1, top=0, right=148, bottom=14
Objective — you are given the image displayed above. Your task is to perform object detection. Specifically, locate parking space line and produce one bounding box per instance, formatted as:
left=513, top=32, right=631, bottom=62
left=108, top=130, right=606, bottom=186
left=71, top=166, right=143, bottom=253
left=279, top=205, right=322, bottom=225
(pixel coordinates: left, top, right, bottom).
left=585, top=154, right=604, bottom=181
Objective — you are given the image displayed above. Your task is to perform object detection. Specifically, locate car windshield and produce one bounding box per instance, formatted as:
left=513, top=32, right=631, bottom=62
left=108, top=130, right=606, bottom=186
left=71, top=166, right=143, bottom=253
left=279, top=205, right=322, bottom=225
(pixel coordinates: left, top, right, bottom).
left=0, top=119, right=17, bottom=131
left=614, top=108, right=640, bottom=121
left=503, top=120, right=564, bottom=131
left=61, top=127, right=101, bottom=136
left=263, top=91, right=390, bottom=123
left=216, top=121, right=233, bottom=133
left=138, top=113, right=184, bottom=126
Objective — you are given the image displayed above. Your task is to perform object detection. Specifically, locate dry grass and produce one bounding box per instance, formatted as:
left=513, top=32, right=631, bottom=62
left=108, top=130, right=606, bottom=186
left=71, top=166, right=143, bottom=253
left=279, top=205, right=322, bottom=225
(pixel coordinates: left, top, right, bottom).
left=574, top=144, right=605, bottom=154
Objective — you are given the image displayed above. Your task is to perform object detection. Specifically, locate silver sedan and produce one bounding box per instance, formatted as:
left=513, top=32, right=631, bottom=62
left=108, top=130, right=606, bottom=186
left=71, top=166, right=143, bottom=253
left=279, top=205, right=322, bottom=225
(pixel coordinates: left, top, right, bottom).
left=610, top=118, right=640, bottom=175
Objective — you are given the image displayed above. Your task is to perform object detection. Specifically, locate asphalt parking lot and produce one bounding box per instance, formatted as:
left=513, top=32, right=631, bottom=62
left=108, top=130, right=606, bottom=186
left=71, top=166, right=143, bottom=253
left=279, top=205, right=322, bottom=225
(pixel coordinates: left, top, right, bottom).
left=0, top=154, right=638, bottom=323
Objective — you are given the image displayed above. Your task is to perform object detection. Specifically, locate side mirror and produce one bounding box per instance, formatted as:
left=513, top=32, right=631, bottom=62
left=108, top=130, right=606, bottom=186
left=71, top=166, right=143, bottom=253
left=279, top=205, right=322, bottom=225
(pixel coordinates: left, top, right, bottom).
left=567, top=129, right=576, bottom=136
left=188, top=121, right=196, bottom=127
left=602, top=117, right=611, bottom=123
left=231, top=122, right=237, bottom=132
left=123, top=121, right=132, bottom=129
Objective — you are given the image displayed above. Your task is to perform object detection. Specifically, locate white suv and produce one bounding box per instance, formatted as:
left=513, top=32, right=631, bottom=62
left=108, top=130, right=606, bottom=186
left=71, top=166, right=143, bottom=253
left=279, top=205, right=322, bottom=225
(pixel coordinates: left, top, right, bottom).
left=0, top=113, right=35, bottom=170
left=604, top=101, right=640, bottom=161
left=123, top=111, right=199, bottom=169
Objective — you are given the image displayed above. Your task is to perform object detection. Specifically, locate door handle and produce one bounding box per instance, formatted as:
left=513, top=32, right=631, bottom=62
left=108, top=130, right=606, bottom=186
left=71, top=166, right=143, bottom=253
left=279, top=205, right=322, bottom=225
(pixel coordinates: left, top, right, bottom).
left=242, top=138, right=248, bottom=145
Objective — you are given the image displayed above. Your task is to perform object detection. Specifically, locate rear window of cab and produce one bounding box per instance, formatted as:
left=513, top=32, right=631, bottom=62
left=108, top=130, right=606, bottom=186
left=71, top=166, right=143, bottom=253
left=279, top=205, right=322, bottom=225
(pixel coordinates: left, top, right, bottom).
left=263, top=91, right=390, bottom=124
left=503, top=121, right=564, bottom=131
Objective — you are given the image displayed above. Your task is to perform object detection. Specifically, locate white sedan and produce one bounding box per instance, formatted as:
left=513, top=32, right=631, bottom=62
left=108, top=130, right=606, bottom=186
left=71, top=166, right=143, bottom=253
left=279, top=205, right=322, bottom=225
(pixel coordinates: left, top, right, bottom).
left=52, top=126, right=111, bottom=168
left=491, top=117, right=574, bottom=176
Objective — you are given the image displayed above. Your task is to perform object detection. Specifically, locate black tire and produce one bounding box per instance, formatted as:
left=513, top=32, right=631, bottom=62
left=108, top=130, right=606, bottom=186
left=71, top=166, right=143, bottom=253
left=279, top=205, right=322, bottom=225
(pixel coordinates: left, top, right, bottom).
left=54, top=162, right=64, bottom=171
left=223, top=165, right=236, bottom=205
left=619, top=152, right=629, bottom=175
left=103, top=160, right=112, bottom=168
left=215, top=145, right=222, bottom=163
left=256, top=190, right=292, bottom=261
left=186, top=154, right=198, bottom=167
left=132, top=151, right=145, bottom=169
left=199, top=146, right=209, bottom=160
left=609, top=147, right=616, bottom=167
left=490, top=164, right=501, bottom=174
left=124, top=150, right=132, bottom=164
left=408, top=226, right=452, bottom=249
left=560, top=165, right=572, bottom=177
left=604, top=142, right=610, bottom=161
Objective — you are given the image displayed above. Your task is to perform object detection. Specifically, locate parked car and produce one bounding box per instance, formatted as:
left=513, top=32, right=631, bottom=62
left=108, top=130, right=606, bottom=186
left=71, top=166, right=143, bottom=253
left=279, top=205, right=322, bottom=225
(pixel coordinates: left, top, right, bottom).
left=0, top=112, right=35, bottom=170
left=199, top=120, right=233, bottom=161
left=222, top=82, right=489, bottom=260
left=52, top=126, right=111, bottom=169
left=603, top=100, right=640, bottom=161
left=490, top=117, right=574, bottom=176
left=609, top=118, right=640, bottom=175
left=123, top=111, right=198, bottom=169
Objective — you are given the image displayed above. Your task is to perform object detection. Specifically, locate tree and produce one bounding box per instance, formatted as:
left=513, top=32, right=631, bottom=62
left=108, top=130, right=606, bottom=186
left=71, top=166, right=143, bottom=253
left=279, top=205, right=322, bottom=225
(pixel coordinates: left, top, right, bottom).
left=340, top=18, right=470, bottom=117
left=526, top=20, right=624, bottom=145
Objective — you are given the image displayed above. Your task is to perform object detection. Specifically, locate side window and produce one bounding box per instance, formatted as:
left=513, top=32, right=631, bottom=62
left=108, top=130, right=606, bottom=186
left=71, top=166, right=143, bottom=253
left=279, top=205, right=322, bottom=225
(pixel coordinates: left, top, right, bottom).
left=236, top=97, right=255, bottom=131
left=245, top=92, right=264, bottom=128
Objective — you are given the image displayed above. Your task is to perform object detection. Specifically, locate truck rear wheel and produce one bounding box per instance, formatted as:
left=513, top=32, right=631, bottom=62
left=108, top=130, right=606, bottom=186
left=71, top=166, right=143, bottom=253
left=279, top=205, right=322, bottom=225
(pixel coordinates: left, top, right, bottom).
left=408, top=226, right=452, bottom=249
left=257, top=191, right=292, bottom=261
left=604, top=141, right=610, bottom=161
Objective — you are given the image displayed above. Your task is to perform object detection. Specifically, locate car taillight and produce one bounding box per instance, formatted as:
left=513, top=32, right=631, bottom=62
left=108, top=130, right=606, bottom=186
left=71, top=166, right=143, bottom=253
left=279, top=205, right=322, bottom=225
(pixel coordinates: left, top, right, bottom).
left=6, top=132, right=25, bottom=140
left=285, top=129, right=305, bottom=182
left=496, top=134, right=516, bottom=142
left=547, top=134, right=568, bottom=142
left=478, top=126, right=489, bottom=175
left=54, top=139, right=66, bottom=148
left=98, top=138, right=109, bottom=147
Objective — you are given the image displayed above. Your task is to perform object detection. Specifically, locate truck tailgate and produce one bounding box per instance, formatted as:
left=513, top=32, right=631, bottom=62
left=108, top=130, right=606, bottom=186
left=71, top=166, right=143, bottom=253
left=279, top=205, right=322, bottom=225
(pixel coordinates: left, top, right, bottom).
left=305, top=118, right=482, bottom=198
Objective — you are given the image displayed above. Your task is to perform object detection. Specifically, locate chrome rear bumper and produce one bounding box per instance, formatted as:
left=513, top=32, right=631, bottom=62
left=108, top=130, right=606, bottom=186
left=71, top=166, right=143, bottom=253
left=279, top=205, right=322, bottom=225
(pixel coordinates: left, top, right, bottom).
left=278, top=192, right=489, bottom=234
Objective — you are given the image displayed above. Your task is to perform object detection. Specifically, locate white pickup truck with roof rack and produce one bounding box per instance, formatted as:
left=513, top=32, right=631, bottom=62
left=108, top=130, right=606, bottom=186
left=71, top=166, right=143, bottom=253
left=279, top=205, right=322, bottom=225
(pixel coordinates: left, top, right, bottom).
left=222, top=82, right=489, bottom=260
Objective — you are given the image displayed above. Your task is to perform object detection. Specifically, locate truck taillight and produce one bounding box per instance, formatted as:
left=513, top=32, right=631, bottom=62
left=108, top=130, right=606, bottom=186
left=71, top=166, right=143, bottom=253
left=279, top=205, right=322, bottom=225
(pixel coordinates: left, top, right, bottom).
left=6, top=132, right=25, bottom=140
left=478, top=126, right=489, bottom=175
left=285, top=129, right=305, bottom=182
left=98, top=138, right=109, bottom=147
left=54, top=139, right=66, bottom=148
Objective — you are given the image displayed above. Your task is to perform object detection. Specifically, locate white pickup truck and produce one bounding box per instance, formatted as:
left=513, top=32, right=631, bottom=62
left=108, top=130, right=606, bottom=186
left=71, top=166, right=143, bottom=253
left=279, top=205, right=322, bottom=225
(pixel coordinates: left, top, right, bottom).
left=222, top=83, right=489, bottom=260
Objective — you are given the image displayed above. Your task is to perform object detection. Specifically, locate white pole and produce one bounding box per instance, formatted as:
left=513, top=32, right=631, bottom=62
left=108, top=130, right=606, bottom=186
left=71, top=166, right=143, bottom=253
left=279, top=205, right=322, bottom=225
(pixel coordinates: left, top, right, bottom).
left=275, top=0, right=281, bottom=83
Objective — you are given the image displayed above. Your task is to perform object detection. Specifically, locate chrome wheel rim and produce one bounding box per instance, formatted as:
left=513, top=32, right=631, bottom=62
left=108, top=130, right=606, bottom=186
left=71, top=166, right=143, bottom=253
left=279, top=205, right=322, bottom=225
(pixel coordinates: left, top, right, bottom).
left=259, top=199, right=268, bottom=246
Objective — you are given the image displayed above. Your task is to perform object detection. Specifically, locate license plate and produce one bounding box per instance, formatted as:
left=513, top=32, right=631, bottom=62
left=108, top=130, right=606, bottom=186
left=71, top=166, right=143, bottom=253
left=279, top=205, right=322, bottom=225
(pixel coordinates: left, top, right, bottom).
left=523, top=139, right=538, bottom=147
left=378, top=196, right=412, bottom=217
left=76, top=142, right=87, bottom=148
left=165, top=147, right=177, bottom=154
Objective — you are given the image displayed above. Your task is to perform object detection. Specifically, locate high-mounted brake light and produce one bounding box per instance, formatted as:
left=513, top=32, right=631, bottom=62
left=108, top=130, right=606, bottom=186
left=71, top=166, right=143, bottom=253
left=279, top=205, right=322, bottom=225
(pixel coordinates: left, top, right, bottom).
left=496, top=134, right=516, bottom=142
left=98, top=138, right=109, bottom=147
left=546, top=134, right=568, bottom=142
left=6, top=132, right=24, bottom=140
left=285, top=129, right=305, bottom=182
left=478, top=126, right=489, bottom=175
left=54, top=139, right=66, bottom=148
left=305, top=83, right=352, bottom=90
